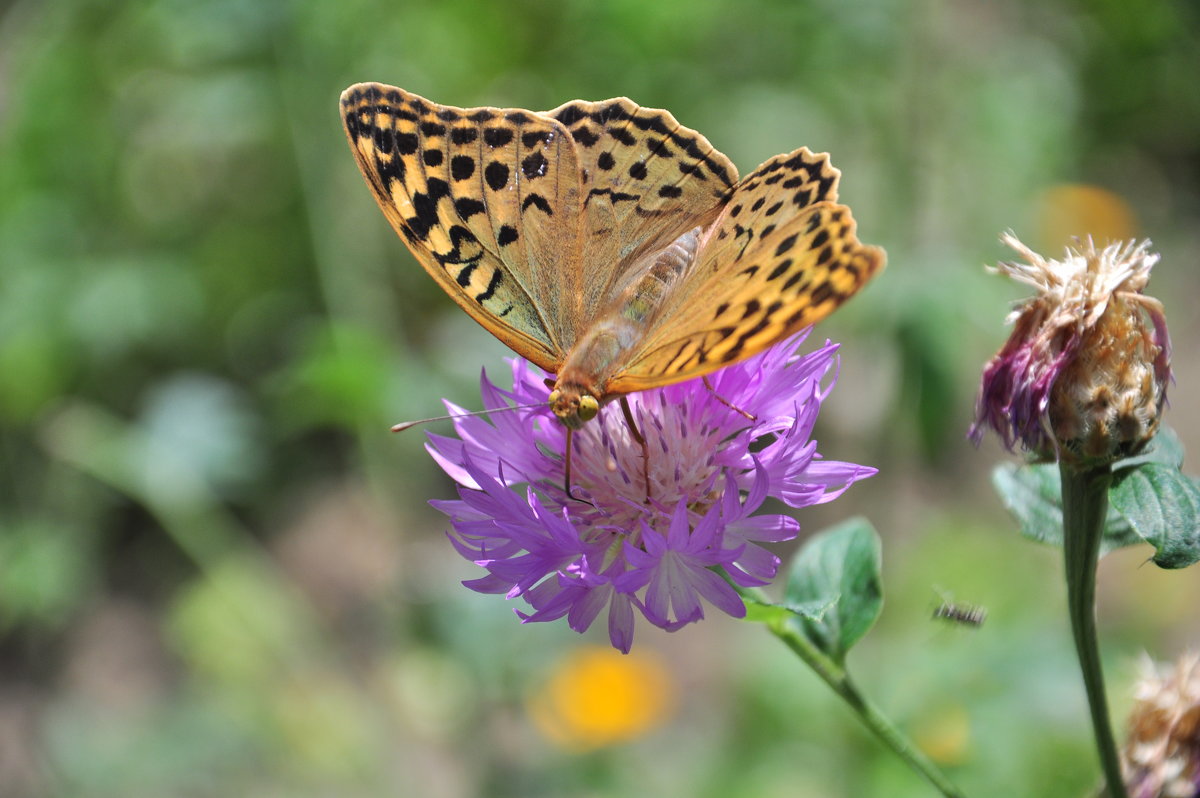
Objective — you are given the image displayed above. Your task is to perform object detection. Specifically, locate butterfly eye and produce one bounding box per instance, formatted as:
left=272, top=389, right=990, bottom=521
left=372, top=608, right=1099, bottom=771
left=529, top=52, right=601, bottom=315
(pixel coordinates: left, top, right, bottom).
left=548, top=389, right=562, bottom=406
left=578, top=395, right=599, bottom=422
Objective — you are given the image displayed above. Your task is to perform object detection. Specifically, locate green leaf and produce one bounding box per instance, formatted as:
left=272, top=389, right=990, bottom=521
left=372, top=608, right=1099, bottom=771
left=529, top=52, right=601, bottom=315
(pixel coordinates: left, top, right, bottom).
left=992, top=463, right=1141, bottom=554
left=783, top=517, right=882, bottom=664
left=1110, top=463, right=1200, bottom=569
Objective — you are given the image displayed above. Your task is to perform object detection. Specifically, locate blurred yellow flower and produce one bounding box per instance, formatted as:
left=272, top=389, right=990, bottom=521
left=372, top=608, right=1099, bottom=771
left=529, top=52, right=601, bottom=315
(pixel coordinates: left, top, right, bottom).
left=1036, top=184, right=1137, bottom=253
left=528, top=645, right=675, bottom=751
left=913, top=704, right=972, bottom=766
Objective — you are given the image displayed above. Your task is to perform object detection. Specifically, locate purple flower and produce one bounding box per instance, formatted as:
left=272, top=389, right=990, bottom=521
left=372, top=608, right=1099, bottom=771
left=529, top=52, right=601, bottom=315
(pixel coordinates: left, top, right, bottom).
left=428, top=331, right=876, bottom=652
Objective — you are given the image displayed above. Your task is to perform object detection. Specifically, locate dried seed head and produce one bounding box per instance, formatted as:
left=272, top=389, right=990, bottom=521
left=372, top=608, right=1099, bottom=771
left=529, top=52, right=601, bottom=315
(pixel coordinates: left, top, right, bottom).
left=1121, top=653, right=1200, bottom=798
left=971, top=233, right=1170, bottom=465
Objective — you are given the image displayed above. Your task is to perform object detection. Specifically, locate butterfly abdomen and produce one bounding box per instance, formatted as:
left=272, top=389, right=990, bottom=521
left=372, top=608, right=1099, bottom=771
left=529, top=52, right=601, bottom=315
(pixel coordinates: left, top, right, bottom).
left=556, top=227, right=702, bottom=402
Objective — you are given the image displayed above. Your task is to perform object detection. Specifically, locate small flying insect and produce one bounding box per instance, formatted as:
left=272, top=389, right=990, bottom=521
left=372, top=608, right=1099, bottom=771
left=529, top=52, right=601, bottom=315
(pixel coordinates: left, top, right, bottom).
left=931, top=587, right=987, bottom=628
left=932, top=601, right=987, bottom=628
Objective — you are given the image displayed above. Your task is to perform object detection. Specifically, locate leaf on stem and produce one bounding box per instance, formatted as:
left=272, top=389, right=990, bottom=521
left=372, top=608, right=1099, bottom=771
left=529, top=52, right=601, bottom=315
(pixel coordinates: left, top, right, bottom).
left=1110, top=464, right=1200, bottom=569
left=782, top=517, right=883, bottom=664
left=992, top=426, right=1200, bottom=568
left=992, top=462, right=1138, bottom=553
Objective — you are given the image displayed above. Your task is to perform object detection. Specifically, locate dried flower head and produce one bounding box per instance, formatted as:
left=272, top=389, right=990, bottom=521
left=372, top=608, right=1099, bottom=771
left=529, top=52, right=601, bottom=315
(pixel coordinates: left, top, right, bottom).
left=970, top=233, right=1171, bottom=465
left=428, top=332, right=875, bottom=652
left=1120, top=653, right=1200, bottom=798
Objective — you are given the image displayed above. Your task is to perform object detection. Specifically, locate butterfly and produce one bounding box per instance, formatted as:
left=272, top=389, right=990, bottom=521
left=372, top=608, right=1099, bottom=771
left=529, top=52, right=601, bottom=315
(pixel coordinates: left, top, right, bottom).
left=340, top=83, right=885, bottom=429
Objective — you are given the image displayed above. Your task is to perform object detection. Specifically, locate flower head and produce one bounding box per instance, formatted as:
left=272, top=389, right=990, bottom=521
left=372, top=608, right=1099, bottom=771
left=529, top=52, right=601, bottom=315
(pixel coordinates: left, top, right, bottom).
left=1120, top=653, right=1200, bottom=798
left=428, top=332, right=875, bottom=652
left=970, top=233, right=1171, bottom=464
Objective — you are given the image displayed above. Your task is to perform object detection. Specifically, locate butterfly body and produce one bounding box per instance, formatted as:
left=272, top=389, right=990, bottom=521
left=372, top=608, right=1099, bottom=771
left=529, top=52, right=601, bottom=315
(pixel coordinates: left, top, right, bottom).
left=551, top=226, right=703, bottom=426
left=341, top=83, right=885, bottom=427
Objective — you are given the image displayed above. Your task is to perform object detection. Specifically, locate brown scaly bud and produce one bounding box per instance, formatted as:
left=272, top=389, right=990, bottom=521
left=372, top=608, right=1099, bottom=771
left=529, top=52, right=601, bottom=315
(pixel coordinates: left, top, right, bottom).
left=970, top=233, right=1171, bottom=466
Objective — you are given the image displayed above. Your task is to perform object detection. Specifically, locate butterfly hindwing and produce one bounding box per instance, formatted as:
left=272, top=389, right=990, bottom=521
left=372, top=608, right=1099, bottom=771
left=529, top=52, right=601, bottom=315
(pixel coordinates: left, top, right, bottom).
left=608, top=200, right=885, bottom=392
left=341, top=83, right=580, bottom=369
left=699, top=147, right=842, bottom=264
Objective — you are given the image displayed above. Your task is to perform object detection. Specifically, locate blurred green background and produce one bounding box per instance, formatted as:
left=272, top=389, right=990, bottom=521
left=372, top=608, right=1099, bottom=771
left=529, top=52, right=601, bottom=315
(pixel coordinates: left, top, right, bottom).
left=2, top=0, right=1199, bottom=796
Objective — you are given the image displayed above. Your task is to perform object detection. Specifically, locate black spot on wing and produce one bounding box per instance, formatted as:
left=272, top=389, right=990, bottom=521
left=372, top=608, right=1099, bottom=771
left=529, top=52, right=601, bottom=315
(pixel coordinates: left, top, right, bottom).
left=451, top=127, right=478, bottom=145
left=455, top=261, right=478, bottom=287
left=370, top=124, right=394, bottom=154
left=375, top=150, right=405, bottom=186
left=450, top=155, right=475, bottom=181
left=454, top=197, right=485, bottom=220
left=522, top=130, right=553, bottom=148
left=395, top=132, right=419, bottom=155
left=485, top=161, right=509, bottom=191
left=521, top=151, right=548, bottom=179
left=571, top=126, right=600, bottom=147
left=497, top=225, right=519, bottom=246
left=522, top=193, right=553, bottom=215
left=630, top=112, right=672, bottom=136
left=723, top=302, right=781, bottom=362
left=608, top=127, right=636, bottom=147
left=584, top=188, right=639, bottom=206
left=810, top=282, right=834, bottom=305
left=407, top=178, right=451, bottom=241
left=483, top=127, right=514, bottom=147
left=783, top=271, right=809, bottom=292
left=476, top=268, right=503, bottom=302
left=554, top=105, right=587, bottom=126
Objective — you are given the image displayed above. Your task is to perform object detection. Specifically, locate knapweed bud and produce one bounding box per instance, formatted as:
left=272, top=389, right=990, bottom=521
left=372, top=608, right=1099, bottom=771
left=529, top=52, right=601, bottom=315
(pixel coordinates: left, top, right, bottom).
left=970, top=233, right=1170, bottom=465
left=1119, top=653, right=1200, bottom=798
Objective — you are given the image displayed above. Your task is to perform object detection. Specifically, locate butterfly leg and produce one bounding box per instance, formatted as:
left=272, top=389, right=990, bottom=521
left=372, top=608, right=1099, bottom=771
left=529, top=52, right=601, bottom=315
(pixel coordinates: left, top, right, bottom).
left=702, top=376, right=756, bottom=421
left=619, top=396, right=651, bottom=502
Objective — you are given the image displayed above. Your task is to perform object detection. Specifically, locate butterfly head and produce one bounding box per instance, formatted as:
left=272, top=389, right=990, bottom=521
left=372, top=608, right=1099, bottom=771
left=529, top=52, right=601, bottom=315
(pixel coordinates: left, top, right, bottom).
left=548, top=386, right=600, bottom=429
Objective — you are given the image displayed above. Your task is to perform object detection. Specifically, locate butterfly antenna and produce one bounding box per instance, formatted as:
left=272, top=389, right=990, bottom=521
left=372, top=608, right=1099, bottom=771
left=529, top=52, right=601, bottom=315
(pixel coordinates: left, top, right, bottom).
left=390, top=401, right=543, bottom=433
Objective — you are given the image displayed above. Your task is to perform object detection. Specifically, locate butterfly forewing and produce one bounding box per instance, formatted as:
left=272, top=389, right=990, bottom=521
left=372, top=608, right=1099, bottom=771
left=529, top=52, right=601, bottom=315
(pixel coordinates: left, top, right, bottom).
left=545, top=98, right=738, bottom=323
left=341, top=83, right=580, bottom=369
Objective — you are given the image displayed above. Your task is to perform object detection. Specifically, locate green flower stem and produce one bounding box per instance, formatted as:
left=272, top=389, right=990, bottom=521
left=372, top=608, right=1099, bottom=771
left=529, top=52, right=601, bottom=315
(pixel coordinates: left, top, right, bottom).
left=748, top=590, right=966, bottom=798
left=1059, top=462, right=1127, bottom=798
